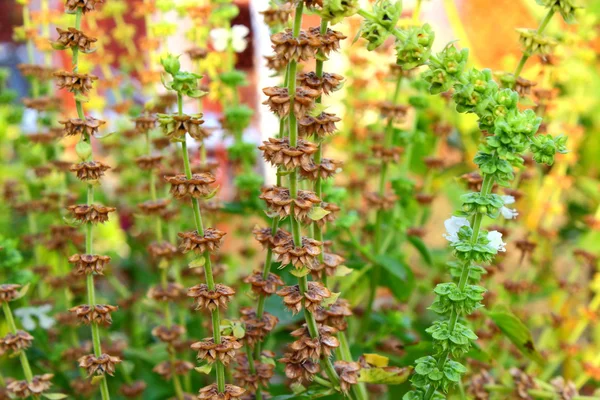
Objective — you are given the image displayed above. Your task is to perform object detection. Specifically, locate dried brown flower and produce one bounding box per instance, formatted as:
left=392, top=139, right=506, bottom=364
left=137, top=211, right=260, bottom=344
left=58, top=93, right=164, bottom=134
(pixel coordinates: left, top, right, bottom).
left=138, top=199, right=170, bottom=215
left=68, top=204, right=115, bottom=224
left=550, top=377, right=578, bottom=400
left=264, top=55, right=287, bottom=72
left=289, top=324, right=339, bottom=360
left=136, top=155, right=163, bottom=170
left=260, top=3, right=292, bottom=27
left=314, top=299, right=353, bottom=331
left=299, top=158, right=342, bottom=180
left=272, top=236, right=322, bottom=269
left=510, top=368, right=537, bottom=399
left=262, top=86, right=321, bottom=118
left=372, top=145, right=403, bottom=163
left=260, top=186, right=320, bottom=220
left=7, top=374, right=53, bottom=398
left=239, top=308, right=279, bottom=347
left=69, top=304, right=118, bottom=325
left=234, top=357, right=275, bottom=392
left=298, top=112, right=341, bottom=137
left=365, top=192, right=398, bottom=211
left=253, top=227, right=292, bottom=249
left=53, top=27, right=97, bottom=52
left=148, top=282, right=186, bottom=302
left=17, top=64, right=55, bottom=80
left=335, top=361, right=360, bottom=394
left=308, top=252, right=343, bottom=279
left=188, top=283, right=235, bottom=311
left=120, top=381, right=147, bottom=398
left=23, top=96, right=58, bottom=111
left=379, top=101, right=410, bottom=121
left=68, top=253, right=110, bottom=275
left=244, top=271, right=284, bottom=297
left=191, top=336, right=242, bottom=365
left=163, top=114, right=205, bottom=140
left=165, top=173, right=216, bottom=199
left=198, top=384, right=246, bottom=400
left=65, top=0, right=105, bottom=13
left=178, top=228, right=226, bottom=254
left=423, top=156, right=445, bottom=169
left=54, top=71, right=97, bottom=94
left=70, top=161, right=110, bottom=181
left=515, top=77, right=537, bottom=97
left=279, top=353, right=320, bottom=383
left=297, top=71, right=344, bottom=95
left=271, top=29, right=321, bottom=62
left=79, top=353, right=121, bottom=376
left=186, top=47, right=208, bottom=60
left=134, top=115, right=157, bottom=133
left=260, top=137, right=318, bottom=170
left=152, top=325, right=186, bottom=344
left=0, top=284, right=21, bottom=302
left=277, top=281, right=331, bottom=314
left=59, top=116, right=105, bottom=137
left=0, top=330, right=34, bottom=352
left=153, top=360, right=194, bottom=380
left=467, top=370, right=495, bottom=400
left=313, top=27, right=346, bottom=55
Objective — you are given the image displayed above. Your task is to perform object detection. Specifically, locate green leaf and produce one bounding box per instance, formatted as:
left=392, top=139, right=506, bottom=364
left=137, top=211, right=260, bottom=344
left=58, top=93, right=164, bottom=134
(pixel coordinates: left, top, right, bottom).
left=375, top=255, right=415, bottom=302
left=321, top=291, right=341, bottom=307
left=195, top=364, right=213, bottom=374
left=15, top=283, right=30, bottom=300
left=42, top=394, right=68, bottom=399
left=486, top=307, right=544, bottom=365
left=290, top=267, right=310, bottom=278
left=308, top=206, right=331, bottom=221
left=90, top=375, right=105, bottom=385
left=189, top=258, right=206, bottom=268
left=232, top=325, right=245, bottom=339
left=407, top=235, right=433, bottom=266
left=364, top=353, right=389, bottom=367
left=358, top=366, right=411, bottom=385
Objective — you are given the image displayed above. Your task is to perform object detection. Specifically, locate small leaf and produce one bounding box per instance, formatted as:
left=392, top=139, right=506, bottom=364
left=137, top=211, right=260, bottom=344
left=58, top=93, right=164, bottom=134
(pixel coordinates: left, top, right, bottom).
left=90, top=375, right=105, bottom=385
left=364, top=353, right=389, bottom=367
left=189, top=258, right=206, bottom=269
left=334, top=265, right=354, bottom=277
left=358, top=366, right=411, bottom=385
left=42, top=394, right=68, bottom=399
left=308, top=206, right=331, bottom=221
left=16, top=283, right=30, bottom=300
left=407, top=236, right=433, bottom=266
left=289, top=267, right=310, bottom=278
left=232, top=325, right=245, bottom=339
left=195, top=364, right=213, bottom=374
left=321, top=292, right=341, bottom=307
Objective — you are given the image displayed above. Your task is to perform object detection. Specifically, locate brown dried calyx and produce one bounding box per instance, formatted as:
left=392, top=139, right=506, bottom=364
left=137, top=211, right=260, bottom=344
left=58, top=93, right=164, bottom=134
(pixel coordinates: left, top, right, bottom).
left=307, top=252, right=343, bottom=279
left=135, top=155, right=163, bottom=170
left=138, top=199, right=170, bottom=215
left=253, top=226, right=292, bottom=249
left=161, top=114, right=205, bottom=140
left=271, top=29, right=321, bottom=62
left=153, top=360, right=194, bottom=380
left=364, top=192, right=398, bottom=211
left=53, top=27, right=97, bottom=52
left=70, top=161, right=110, bottom=181
left=133, top=115, right=157, bottom=133
left=147, top=241, right=179, bottom=260
left=165, top=173, right=216, bottom=199
left=299, top=158, right=342, bottom=181
left=54, top=71, right=97, bottom=94
left=279, top=353, right=320, bottom=383
left=264, top=54, right=287, bottom=72
left=272, top=236, right=322, bottom=269
left=0, top=330, right=34, bottom=352
left=297, top=71, right=344, bottom=95
left=289, top=324, right=339, bottom=361
left=120, top=381, right=147, bottom=398
left=186, top=47, right=208, bottom=60
left=23, top=96, right=59, bottom=111
left=260, top=2, right=293, bottom=27
left=311, top=27, right=346, bottom=55
left=245, top=271, right=284, bottom=297
left=233, top=356, right=275, bottom=392
left=276, top=281, right=331, bottom=314
left=198, top=384, right=246, bottom=400
left=68, top=204, right=116, bottom=224
left=314, top=299, right=353, bottom=331
left=65, top=0, right=105, bottom=14
left=467, top=370, right=495, bottom=400
left=372, top=145, right=404, bottom=163
left=334, top=361, right=361, bottom=394
left=178, top=228, right=226, bottom=254
left=0, top=284, right=21, bottom=302
left=260, top=186, right=321, bottom=220
left=17, top=64, right=55, bottom=80
left=298, top=112, right=341, bottom=137
left=59, top=116, right=105, bottom=137
left=147, top=282, right=186, bottom=302
left=191, top=336, right=242, bottom=365
left=68, top=253, right=110, bottom=275
left=187, top=283, right=235, bottom=311
left=262, top=86, right=321, bottom=118
left=152, top=325, right=186, bottom=344
left=510, top=368, right=538, bottom=399
left=7, top=374, right=53, bottom=398
left=379, top=101, right=410, bottom=121
left=69, top=304, right=118, bottom=325
left=239, top=308, right=279, bottom=347
left=79, top=353, right=122, bottom=376
left=259, top=137, right=318, bottom=170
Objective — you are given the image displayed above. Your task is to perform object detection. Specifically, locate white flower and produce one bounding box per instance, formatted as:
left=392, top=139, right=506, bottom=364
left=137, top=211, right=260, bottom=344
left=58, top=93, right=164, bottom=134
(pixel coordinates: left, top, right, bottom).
left=210, top=25, right=250, bottom=53
left=500, top=195, right=518, bottom=219
left=486, top=230, right=506, bottom=252
left=14, top=304, right=55, bottom=330
left=443, top=216, right=470, bottom=243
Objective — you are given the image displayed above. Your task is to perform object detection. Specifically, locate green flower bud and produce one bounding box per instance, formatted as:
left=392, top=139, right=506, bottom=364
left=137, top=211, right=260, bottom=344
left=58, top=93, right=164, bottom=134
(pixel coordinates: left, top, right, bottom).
left=395, top=24, right=435, bottom=70
left=516, top=28, right=557, bottom=56
left=530, top=134, right=568, bottom=165
left=160, top=54, right=181, bottom=76
left=360, top=20, right=390, bottom=51
left=321, top=0, right=359, bottom=24
left=536, top=0, right=581, bottom=23
left=76, top=140, right=92, bottom=161
left=422, top=44, right=469, bottom=94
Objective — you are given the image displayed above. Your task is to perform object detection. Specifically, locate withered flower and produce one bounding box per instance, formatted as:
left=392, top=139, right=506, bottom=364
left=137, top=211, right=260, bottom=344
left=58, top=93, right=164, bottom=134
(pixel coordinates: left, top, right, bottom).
left=510, top=368, right=537, bottom=399
left=165, top=173, right=216, bottom=199
left=79, top=353, right=121, bottom=376
left=271, top=29, right=321, bottom=62
left=461, top=171, right=484, bottom=191
left=259, top=137, right=318, bottom=170
left=152, top=325, right=186, bottom=344
left=153, top=360, right=194, bottom=380
left=178, top=228, right=226, bottom=254
left=134, top=115, right=157, bottom=133
left=67, top=204, right=116, bottom=224
left=379, top=101, right=410, bottom=121
left=334, top=361, right=360, bottom=394
left=234, top=358, right=275, bottom=392
left=306, top=202, right=340, bottom=227
left=372, top=145, right=403, bottom=163
left=365, top=192, right=398, bottom=211
left=191, top=336, right=242, bottom=365
left=59, top=116, right=105, bottom=137
left=289, top=324, right=339, bottom=360
left=276, top=281, right=331, bottom=314
left=298, top=112, right=341, bottom=137
left=298, top=158, right=342, bottom=180
left=187, top=283, right=235, bottom=311
left=515, top=77, right=537, bottom=97
left=0, top=284, right=21, bottom=302
left=297, top=71, right=344, bottom=94
left=7, top=374, right=53, bottom=398
left=70, top=161, right=110, bottom=181
left=550, top=377, right=578, bottom=400
left=415, top=193, right=435, bottom=205
left=253, top=226, right=292, bottom=249
left=70, top=378, right=97, bottom=398
left=0, top=330, right=34, bottom=352
left=69, top=304, right=118, bottom=325
left=23, top=96, right=57, bottom=111
left=314, top=299, right=353, bottom=331
left=239, top=308, right=279, bottom=347
left=198, top=384, right=245, bottom=400
left=260, top=3, right=292, bottom=27
left=138, top=199, right=170, bottom=215
left=65, top=0, right=105, bottom=14
left=54, top=71, right=97, bottom=94
left=186, top=47, right=208, bottom=60
left=245, top=271, right=284, bottom=297
left=135, top=155, right=163, bottom=170
left=148, top=282, right=186, bottom=302
left=17, top=64, right=55, bottom=80
left=423, top=156, right=445, bottom=169
left=264, top=55, right=287, bottom=72
left=467, top=370, right=495, bottom=400
left=259, top=186, right=320, bottom=220
left=308, top=252, right=343, bottom=279
left=279, top=354, right=320, bottom=383
left=161, top=114, right=205, bottom=140
left=312, top=27, right=346, bottom=55
left=69, top=253, right=110, bottom=275
left=272, top=236, right=322, bottom=269
left=120, top=381, right=147, bottom=398
left=53, top=27, right=97, bottom=52
left=262, top=86, right=321, bottom=118
left=406, top=227, right=427, bottom=238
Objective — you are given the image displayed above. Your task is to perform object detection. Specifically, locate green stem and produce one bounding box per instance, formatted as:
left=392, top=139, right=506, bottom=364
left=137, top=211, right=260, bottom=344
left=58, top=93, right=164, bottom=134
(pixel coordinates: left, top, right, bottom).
left=177, top=93, right=225, bottom=393
left=2, top=302, right=34, bottom=382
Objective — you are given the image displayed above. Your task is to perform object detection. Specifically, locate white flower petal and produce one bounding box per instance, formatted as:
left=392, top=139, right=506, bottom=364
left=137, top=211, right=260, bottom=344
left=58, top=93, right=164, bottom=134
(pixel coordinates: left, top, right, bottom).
left=210, top=28, right=230, bottom=52
left=501, top=195, right=515, bottom=205
left=38, top=315, right=56, bottom=330
left=443, top=216, right=470, bottom=243
left=487, top=230, right=506, bottom=252
left=500, top=206, right=519, bottom=220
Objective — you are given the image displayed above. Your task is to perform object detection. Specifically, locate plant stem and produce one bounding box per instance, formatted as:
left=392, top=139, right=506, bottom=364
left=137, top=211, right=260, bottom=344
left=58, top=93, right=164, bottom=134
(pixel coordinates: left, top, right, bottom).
left=423, top=173, right=495, bottom=400
left=511, top=8, right=555, bottom=86
left=177, top=93, right=225, bottom=393
left=2, top=302, right=34, bottom=382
